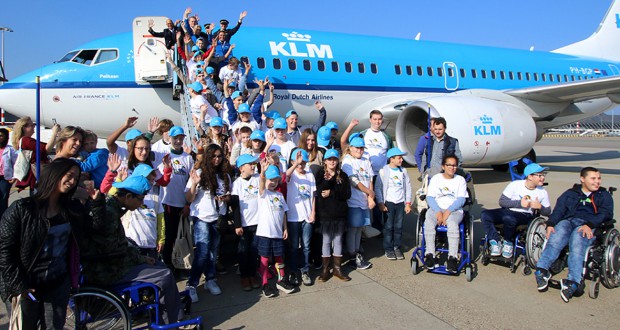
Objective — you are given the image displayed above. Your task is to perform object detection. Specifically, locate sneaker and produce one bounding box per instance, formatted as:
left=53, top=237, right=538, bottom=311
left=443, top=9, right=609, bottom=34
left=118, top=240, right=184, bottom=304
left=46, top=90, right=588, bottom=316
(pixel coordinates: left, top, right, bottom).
left=394, top=248, right=405, bottom=260
left=534, top=268, right=551, bottom=291
left=447, top=256, right=458, bottom=274
left=262, top=284, right=277, bottom=298
left=501, top=241, right=514, bottom=258
left=385, top=250, right=397, bottom=260
left=204, top=279, right=222, bottom=295
left=560, top=279, right=579, bottom=303
left=250, top=277, right=261, bottom=289
left=424, top=254, right=436, bottom=270
left=276, top=280, right=296, bottom=294
left=240, top=277, right=252, bottom=292
left=355, top=253, right=372, bottom=270
left=186, top=285, right=199, bottom=303
left=301, top=271, right=312, bottom=286
left=489, top=240, right=502, bottom=257
left=288, top=272, right=300, bottom=286
left=216, top=261, right=228, bottom=275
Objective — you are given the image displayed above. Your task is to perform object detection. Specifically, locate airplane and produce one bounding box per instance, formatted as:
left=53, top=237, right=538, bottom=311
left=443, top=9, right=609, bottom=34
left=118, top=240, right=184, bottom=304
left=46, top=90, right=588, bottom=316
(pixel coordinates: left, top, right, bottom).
left=1, top=1, right=620, bottom=168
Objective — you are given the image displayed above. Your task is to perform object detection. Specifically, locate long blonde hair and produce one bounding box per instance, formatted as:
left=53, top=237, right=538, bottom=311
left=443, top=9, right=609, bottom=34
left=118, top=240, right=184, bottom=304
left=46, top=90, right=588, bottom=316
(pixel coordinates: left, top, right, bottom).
left=12, top=116, right=31, bottom=149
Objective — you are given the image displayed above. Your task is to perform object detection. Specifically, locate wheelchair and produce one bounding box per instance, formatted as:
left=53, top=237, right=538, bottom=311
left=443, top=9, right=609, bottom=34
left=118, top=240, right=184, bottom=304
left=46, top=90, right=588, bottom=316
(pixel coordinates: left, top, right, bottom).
left=524, top=186, right=620, bottom=299
left=65, top=281, right=203, bottom=329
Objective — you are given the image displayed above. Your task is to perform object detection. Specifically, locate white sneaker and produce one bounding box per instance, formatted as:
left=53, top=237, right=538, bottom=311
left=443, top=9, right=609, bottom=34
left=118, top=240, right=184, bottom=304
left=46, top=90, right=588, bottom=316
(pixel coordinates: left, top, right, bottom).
left=502, top=241, right=514, bottom=258
left=186, top=285, right=199, bottom=303
left=205, top=279, right=222, bottom=295
left=489, top=240, right=502, bottom=257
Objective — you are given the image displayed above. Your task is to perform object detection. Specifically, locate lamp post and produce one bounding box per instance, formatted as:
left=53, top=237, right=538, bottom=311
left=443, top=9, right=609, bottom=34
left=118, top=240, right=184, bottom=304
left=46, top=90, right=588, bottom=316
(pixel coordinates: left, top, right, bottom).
left=0, top=26, right=12, bottom=125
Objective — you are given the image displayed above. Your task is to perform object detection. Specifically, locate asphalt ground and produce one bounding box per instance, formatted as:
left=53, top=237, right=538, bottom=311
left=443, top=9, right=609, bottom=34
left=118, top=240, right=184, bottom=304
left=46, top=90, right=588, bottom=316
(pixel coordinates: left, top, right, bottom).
left=0, top=137, right=619, bottom=329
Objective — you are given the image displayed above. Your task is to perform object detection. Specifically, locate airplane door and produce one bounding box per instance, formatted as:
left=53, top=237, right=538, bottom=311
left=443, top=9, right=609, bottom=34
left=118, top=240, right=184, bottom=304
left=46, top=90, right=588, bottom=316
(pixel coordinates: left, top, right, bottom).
left=608, top=64, right=620, bottom=76
left=132, top=17, right=171, bottom=84
left=443, top=62, right=459, bottom=91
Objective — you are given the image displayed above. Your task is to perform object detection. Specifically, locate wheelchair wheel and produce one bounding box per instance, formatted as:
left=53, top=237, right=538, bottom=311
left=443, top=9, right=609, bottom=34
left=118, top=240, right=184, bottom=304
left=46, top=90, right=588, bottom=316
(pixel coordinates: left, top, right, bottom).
left=467, top=214, right=474, bottom=262
left=416, top=209, right=427, bottom=247
left=465, top=265, right=473, bottom=282
left=589, top=280, right=600, bottom=299
left=411, top=258, right=420, bottom=275
left=525, top=217, right=547, bottom=269
left=66, top=287, right=130, bottom=330
left=601, top=228, right=620, bottom=289
left=522, top=265, right=532, bottom=276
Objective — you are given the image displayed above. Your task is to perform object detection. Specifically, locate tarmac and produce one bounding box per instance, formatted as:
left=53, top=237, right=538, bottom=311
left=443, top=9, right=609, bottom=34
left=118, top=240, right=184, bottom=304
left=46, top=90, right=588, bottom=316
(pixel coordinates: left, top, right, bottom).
left=0, top=136, right=619, bottom=329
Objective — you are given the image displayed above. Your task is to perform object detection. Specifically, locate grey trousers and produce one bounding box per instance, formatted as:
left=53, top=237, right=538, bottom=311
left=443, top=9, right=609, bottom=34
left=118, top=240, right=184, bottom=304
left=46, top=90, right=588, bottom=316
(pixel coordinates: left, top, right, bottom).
left=424, top=210, right=463, bottom=257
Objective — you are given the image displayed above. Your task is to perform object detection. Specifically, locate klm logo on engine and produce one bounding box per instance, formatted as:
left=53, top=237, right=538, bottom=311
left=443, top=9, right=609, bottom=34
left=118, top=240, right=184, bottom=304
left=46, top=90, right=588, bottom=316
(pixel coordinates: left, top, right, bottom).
left=474, top=115, right=502, bottom=136
left=269, top=32, right=334, bottom=59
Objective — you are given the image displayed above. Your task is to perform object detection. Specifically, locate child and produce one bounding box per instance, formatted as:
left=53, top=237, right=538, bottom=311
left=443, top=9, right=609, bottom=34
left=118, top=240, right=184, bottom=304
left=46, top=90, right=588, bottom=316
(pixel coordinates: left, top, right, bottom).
left=256, top=162, right=296, bottom=297
left=285, top=149, right=316, bottom=286
left=231, top=154, right=261, bottom=291
left=78, top=129, right=110, bottom=189
left=230, top=126, right=253, bottom=166
left=341, top=137, right=374, bottom=270
left=266, top=118, right=296, bottom=174
left=375, top=147, right=413, bottom=260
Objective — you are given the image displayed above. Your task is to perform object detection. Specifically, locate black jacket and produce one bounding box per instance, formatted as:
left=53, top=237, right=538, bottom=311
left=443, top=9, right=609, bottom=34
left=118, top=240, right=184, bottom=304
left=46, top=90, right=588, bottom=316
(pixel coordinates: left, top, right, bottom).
left=315, top=169, right=351, bottom=221
left=148, top=27, right=178, bottom=50
left=0, top=198, right=89, bottom=301
left=547, top=184, right=614, bottom=229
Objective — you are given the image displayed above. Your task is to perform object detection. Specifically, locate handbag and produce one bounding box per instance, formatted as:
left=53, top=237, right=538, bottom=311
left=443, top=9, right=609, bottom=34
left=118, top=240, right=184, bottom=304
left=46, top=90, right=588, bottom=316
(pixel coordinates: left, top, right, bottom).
left=13, top=139, right=33, bottom=182
left=171, top=216, right=194, bottom=270
left=215, top=197, right=234, bottom=233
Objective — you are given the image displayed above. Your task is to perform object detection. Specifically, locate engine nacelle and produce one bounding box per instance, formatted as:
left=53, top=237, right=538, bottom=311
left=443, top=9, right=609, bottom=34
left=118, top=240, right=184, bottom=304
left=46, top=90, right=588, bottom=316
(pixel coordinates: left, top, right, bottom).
left=395, top=95, right=537, bottom=166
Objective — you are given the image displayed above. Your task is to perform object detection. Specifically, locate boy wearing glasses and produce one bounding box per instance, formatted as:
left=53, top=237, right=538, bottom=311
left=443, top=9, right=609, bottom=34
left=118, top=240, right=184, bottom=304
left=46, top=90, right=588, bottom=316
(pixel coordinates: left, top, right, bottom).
left=481, top=163, right=551, bottom=258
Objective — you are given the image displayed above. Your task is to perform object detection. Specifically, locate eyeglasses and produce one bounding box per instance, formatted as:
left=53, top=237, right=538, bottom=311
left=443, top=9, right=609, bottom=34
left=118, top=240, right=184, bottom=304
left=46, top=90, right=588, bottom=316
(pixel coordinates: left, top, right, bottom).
left=444, top=164, right=458, bottom=168
left=135, top=147, right=151, bottom=152
left=534, top=173, right=547, bottom=177
left=213, top=154, right=223, bottom=158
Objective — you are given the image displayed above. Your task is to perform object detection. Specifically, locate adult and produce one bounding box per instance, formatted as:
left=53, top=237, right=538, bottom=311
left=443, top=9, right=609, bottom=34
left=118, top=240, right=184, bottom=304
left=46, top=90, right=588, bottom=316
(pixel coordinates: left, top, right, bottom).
left=212, top=11, right=248, bottom=42
left=414, top=117, right=462, bottom=178
left=481, top=163, right=551, bottom=258
left=148, top=18, right=178, bottom=50
left=284, top=101, right=327, bottom=145
left=535, top=167, right=614, bottom=303
left=0, top=128, right=16, bottom=215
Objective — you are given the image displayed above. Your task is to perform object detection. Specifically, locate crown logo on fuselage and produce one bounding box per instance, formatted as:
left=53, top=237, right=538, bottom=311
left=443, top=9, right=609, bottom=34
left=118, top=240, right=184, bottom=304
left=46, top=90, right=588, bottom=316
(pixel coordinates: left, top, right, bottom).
left=282, top=32, right=311, bottom=42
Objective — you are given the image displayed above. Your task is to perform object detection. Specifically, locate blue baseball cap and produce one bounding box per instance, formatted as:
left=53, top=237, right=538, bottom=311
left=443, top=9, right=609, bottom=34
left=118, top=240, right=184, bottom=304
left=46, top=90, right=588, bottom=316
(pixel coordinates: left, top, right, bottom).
left=196, top=61, right=205, bottom=67
left=292, top=149, right=309, bottom=162
left=264, top=165, right=281, bottom=180
left=523, top=163, right=549, bottom=177
left=191, top=45, right=200, bottom=53
left=386, top=147, right=406, bottom=159
left=326, top=122, right=339, bottom=131
left=113, top=175, right=151, bottom=195
left=273, top=118, right=287, bottom=130
left=236, top=154, right=259, bottom=168
left=264, top=111, right=281, bottom=119
left=189, top=81, right=203, bottom=93
left=348, top=132, right=361, bottom=143
left=228, top=81, right=237, bottom=88
left=125, top=129, right=142, bottom=141
left=349, top=137, right=365, bottom=148
left=317, top=126, right=331, bottom=147
left=238, top=103, right=251, bottom=113
left=324, top=149, right=339, bottom=160
left=206, top=66, right=215, bottom=74
left=194, top=68, right=203, bottom=75
left=250, top=130, right=266, bottom=142
left=193, top=51, right=203, bottom=58
left=231, top=91, right=242, bottom=99
left=285, top=110, right=297, bottom=118
left=210, top=116, right=224, bottom=127
left=169, top=126, right=185, bottom=137
left=132, top=164, right=155, bottom=178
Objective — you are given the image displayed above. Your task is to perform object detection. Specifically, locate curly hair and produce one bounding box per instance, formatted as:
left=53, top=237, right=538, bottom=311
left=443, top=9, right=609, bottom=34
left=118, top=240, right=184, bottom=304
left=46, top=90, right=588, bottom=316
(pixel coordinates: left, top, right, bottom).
left=12, top=116, right=31, bottom=149
left=298, top=128, right=318, bottom=162
left=199, top=144, right=230, bottom=195
left=128, top=135, right=153, bottom=171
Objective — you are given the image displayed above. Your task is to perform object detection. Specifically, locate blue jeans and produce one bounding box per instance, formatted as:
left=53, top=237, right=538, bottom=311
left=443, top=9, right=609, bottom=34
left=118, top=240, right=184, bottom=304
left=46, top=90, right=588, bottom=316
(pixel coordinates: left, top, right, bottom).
left=536, top=218, right=594, bottom=284
left=0, top=179, right=11, bottom=217
left=286, top=221, right=313, bottom=273
left=481, top=208, right=533, bottom=242
left=237, top=225, right=258, bottom=278
left=188, top=218, right=220, bottom=287
left=383, top=202, right=404, bottom=251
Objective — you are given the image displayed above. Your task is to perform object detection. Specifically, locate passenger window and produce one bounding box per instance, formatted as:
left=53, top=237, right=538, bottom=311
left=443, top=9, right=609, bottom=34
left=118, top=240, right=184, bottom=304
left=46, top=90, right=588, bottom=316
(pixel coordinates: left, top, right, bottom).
left=500, top=71, right=506, bottom=80
left=459, top=68, right=466, bottom=78
left=526, top=72, right=531, bottom=81
left=427, top=67, right=433, bottom=76
left=406, top=65, right=412, bottom=76
left=437, top=67, right=443, bottom=77
left=481, top=70, right=487, bottom=79
left=395, top=65, right=402, bottom=75
left=563, top=74, right=568, bottom=82
left=491, top=70, right=496, bottom=79
left=273, top=58, right=281, bottom=70
left=533, top=73, right=539, bottom=81
left=371, top=63, right=378, bottom=74
left=557, top=74, right=562, bottom=82
left=417, top=66, right=423, bottom=76
left=471, top=69, right=477, bottom=78
left=303, top=59, right=311, bottom=71
left=549, top=74, right=554, bottom=82
left=288, top=59, right=297, bottom=70
left=318, top=60, right=325, bottom=72
left=508, top=72, right=514, bottom=80
left=257, top=57, right=265, bottom=69
left=331, top=61, right=339, bottom=72
left=72, top=49, right=98, bottom=65
left=571, top=75, right=575, bottom=81
left=94, top=49, right=118, bottom=65
left=517, top=72, right=522, bottom=80
left=541, top=74, right=546, bottom=82
left=358, top=63, right=365, bottom=73
left=345, top=62, right=352, bottom=73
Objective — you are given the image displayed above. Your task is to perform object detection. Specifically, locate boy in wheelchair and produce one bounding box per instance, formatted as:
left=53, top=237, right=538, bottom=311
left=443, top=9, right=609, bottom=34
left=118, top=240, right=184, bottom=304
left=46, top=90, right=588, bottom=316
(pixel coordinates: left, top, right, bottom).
left=481, top=163, right=551, bottom=258
left=534, top=167, right=614, bottom=303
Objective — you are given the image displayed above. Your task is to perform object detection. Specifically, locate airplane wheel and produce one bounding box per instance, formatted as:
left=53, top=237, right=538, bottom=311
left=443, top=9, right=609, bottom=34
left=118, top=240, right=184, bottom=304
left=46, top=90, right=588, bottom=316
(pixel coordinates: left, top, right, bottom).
left=411, top=258, right=420, bottom=275
left=589, top=280, right=600, bottom=299
left=465, top=265, right=473, bottom=282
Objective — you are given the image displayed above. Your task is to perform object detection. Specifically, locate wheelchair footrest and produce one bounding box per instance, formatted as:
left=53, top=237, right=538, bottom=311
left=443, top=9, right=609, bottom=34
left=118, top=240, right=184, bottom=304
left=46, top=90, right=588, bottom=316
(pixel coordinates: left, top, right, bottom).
left=150, top=316, right=203, bottom=330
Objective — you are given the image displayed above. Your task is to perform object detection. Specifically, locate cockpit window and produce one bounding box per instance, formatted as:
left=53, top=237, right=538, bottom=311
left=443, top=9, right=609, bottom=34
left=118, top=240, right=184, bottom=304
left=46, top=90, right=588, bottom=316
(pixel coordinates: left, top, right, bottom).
left=94, top=50, right=118, bottom=65
left=72, top=49, right=99, bottom=65
left=58, top=51, right=79, bottom=62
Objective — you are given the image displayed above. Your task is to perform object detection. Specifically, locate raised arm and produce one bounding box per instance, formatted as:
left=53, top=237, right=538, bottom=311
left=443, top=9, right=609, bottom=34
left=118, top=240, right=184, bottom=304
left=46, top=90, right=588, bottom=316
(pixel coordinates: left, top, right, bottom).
left=107, top=117, right=138, bottom=154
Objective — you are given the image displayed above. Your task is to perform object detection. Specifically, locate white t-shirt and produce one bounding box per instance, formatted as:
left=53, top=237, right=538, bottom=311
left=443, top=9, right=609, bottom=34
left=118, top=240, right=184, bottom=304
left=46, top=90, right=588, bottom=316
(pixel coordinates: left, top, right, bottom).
left=159, top=152, right=194, bottom=208
left=363, top=129, right=389, bottom=175
left=341, top=154, right=373, bottom=209
left=502, top=180, right=551, bottom=214
left=427, top=174, right=469, bottom=211
left=232, top=174, right=261, bottom=227
left=218, top=66, right=244, bottom=85
left=256, top=189, right=288, bottom=239
left=125, top=205, right=158, bottom=249
left=151, top=139, right=171, bottom=155
left=268, top=140, right=296, bottom=173
left=190, top=95, right=218, bottom=123
left=286, top=171, right=316, bottom=222
left=384, top=167, right=405, bottom=203
left=185, top=170, right=230, bottom=222
left=231, top=120, right=260, bottom=142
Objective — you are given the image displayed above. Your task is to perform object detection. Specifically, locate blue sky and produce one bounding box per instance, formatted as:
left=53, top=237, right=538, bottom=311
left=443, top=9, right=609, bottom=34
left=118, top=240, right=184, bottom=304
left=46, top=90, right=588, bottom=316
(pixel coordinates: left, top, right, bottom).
left=1, top=0, right=618, bottom=113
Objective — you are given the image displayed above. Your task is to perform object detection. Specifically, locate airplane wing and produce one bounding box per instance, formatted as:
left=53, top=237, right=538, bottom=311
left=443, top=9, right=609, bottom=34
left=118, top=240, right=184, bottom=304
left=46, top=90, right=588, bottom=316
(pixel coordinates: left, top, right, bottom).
left=506, top=75, right=620, bottom=103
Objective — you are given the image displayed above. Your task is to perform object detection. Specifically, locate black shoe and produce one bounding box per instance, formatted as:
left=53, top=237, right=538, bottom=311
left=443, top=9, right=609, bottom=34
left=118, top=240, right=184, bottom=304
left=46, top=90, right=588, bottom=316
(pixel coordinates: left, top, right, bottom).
left=394, top=248, right=405, bottom=260
left=447, top=256, right=458, bottom=274
left=276, top=280, right=296, bottom=294
left=424, top=254, right=436, bottom=270
left=216, top=261, right=228, bottom=275
left=385, top=250, right=397, bottom=260
left=262, top=284, right=277, bottom=298
left=560, top=279, right=579, bottom=303
left=288, top=272, right=300, bottom=286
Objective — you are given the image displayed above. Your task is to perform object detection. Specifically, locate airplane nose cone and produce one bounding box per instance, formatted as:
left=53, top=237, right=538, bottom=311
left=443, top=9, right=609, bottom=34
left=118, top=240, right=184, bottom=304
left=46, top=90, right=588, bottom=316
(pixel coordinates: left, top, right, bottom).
left=0, top=83, right=36, bottom=119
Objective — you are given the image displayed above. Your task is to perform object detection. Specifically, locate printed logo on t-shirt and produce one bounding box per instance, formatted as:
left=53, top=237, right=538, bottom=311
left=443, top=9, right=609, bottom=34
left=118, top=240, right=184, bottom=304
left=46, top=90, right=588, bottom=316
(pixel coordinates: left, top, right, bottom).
left=438, top=186, right=456, bottom=198
left=389, top=175, right=403, bottom=186
left=269, top=196, right=285, bottom=211
left=244, top=184, right=259, bottom=199
left=367, top=138, right=383, bottom=149
left=355, top=167, right=372, bottom=181
left=172, top=159, right=188, bottom=176
left=298, top=184, right=311, bottom=199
